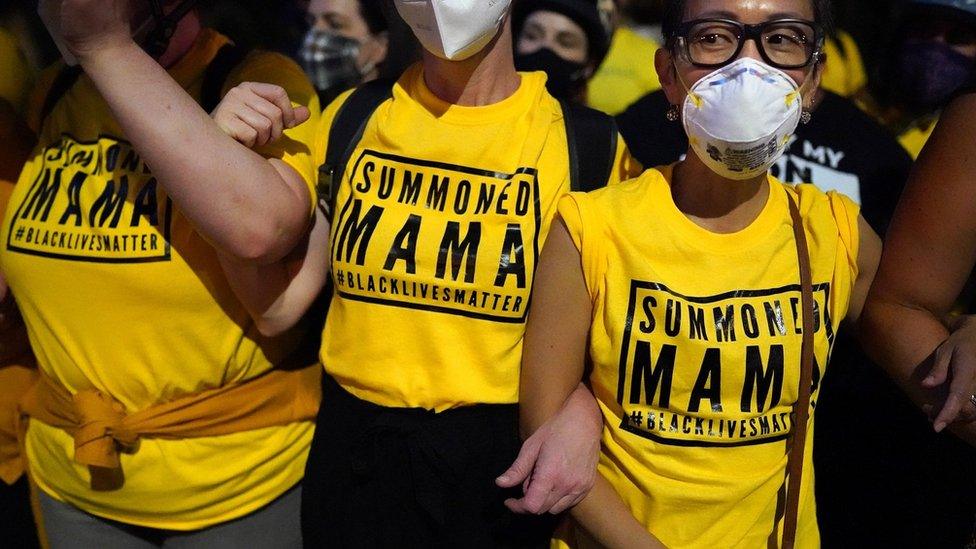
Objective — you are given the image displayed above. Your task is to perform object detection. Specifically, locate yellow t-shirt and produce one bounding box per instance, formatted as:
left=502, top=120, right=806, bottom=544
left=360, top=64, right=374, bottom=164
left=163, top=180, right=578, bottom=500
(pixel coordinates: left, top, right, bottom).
left=897, top=117, right=937, bottom=159
left=820, top=31, right=868, bottom=98
left=557, top=166, right=860, bottom=548
left=318, top=64, right=641, bottom=411
left=0, top=29, right=320, bottom=530
left=0, top=27, right=32, bottom=114
left=587, top=27, right=661, bottom=116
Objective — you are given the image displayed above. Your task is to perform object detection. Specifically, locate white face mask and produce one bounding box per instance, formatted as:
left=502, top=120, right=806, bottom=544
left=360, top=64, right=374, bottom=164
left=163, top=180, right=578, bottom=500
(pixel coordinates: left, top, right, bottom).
left=682, top=57, right=804, bottom=180
left=394, top=0, right=511, bottom=61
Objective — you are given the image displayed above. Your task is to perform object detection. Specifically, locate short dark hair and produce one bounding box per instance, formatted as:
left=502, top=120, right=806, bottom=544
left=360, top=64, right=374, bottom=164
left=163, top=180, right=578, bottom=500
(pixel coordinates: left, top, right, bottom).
left=662, top=0, right=835, bottom=48
left=359, top=0, right=388, bottom=34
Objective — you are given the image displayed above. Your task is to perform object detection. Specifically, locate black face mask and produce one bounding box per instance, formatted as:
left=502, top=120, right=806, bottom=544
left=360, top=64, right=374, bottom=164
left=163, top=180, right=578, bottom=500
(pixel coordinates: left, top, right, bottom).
left=515, top=48, right=588, bottom=100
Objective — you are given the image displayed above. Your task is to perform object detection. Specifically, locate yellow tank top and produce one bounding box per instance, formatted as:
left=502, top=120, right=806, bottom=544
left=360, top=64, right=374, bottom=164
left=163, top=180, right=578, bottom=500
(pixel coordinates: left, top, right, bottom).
left=0, top=30, right=320, bottom=529
left=316, top=65, right=641, bottom=411
left=557, top=166, right=860, bottom=548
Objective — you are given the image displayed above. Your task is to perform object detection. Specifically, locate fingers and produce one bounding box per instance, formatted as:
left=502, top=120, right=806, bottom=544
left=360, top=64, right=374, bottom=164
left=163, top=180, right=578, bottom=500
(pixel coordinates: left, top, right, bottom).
left=213, top=83, right=309, bottom=148
left=220, top=115, right=259, bottom=148
left=932, top=369, right=974, bottom=432
left=503, top=475, right=556, bottom=515
left=496, top=437, right=541, bottom=488
left=505, top=471, right=584, bottom=515
left=548, top=493, right=584, bottom=515
left=243, top=82, right=298, bottom=128
left=243, top=95, right=285, bottom=144
left=923, top=344, right=952, bottom=388
left=294, top=105, right=311, bottom=127
left=234, top=107, right=274, bottom=148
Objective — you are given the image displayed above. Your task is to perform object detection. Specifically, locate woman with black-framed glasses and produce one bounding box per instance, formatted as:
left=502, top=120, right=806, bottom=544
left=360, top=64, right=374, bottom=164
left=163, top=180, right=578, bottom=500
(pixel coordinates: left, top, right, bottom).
left=510, top=0, right=890, bottom=547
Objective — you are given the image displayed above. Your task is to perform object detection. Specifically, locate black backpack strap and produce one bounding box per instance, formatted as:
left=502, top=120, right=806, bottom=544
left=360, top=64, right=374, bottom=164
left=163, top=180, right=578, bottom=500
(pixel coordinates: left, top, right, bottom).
left=318, top=78, right=394, bottom=221
left=39, top=65, right=83, bottom=127
left=560, top=100, right=618, bottom=192
left=200, top=43, right=252, bottom=113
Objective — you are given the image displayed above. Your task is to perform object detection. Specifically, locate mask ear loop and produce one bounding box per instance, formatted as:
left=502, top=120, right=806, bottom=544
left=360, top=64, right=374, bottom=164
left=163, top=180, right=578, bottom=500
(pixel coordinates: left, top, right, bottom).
left=793, top=50, right=822, bottom=124
left=667, top=37, right=705, bottom=125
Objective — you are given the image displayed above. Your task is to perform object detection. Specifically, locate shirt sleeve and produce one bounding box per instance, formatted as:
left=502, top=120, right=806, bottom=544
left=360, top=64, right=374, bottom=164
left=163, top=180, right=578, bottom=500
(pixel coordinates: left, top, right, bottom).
left=227, top=51, right=322, bottom=216
left=827, top=190, right=861, bottom=282
left=609, top=134, right=644, bottom=185
left=556, top=192, right=603, bottom=301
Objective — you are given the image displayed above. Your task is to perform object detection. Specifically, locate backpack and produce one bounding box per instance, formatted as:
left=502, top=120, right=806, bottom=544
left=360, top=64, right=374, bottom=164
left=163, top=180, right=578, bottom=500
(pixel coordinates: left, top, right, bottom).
left=317, top=78, right=619, bottom=221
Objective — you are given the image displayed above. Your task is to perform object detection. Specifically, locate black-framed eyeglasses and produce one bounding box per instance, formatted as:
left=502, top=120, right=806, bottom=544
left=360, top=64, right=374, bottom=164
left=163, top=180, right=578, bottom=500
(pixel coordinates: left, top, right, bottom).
left=672, top=19, right=824, bottom=70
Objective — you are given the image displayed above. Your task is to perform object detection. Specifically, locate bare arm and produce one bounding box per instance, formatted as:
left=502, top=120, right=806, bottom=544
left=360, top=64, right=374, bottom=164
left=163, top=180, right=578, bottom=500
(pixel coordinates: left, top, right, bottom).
left=57, top=1, right=311, bottom=263
left=217, top=207, right=330, bottom=336
left=517, top=217, right=665, bottom=547
left=862, top=93, right=976, bottom=440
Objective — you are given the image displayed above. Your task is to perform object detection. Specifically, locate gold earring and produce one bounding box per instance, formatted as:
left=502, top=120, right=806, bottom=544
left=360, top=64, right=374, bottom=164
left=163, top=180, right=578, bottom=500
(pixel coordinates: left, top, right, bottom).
left=666, top=105, right=680, bottom=122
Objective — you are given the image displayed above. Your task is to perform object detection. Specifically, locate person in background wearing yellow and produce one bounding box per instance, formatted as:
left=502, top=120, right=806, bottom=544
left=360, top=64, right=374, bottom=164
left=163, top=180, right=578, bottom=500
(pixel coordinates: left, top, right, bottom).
left=0, top=28, right=40, bottom=548
left=199, top=0, right=641, bottom=544
left=858, top=0, right=976, bottom=158
left=586, top=0, right=662, bottom=114
left=1, top=0, right=322, bottom=546
left=512, top=0, right=614, bottom=103
left=297, top=0, right=388, bottom=105
left=819, top=28, right=867, bottom=97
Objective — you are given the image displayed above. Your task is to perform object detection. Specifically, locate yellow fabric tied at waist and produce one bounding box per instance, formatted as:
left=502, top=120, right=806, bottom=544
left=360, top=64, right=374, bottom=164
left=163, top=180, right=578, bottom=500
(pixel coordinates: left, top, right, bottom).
left=0, top=293, right=38, bottom=486
left=18, top=364, right=322, bottom=491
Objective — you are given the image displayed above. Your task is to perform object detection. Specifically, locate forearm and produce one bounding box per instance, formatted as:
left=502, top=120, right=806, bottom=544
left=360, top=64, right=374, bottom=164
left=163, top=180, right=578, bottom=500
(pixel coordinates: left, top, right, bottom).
left=218, top=254, right=302, bottom=336
left=216, top=209, right=331, bottom=335
left=521, top=381, right=591, bottom=437
left=862, top=300, right=976, bottom=445
left=570, top=476, right=666, bottom=549
left=79, top=41, right=310, bottom=262
left=862, top=299, right=946, bottom=387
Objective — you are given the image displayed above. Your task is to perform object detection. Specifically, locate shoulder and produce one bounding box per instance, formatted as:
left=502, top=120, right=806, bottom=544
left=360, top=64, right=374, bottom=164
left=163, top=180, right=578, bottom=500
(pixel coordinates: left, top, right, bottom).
left=574, top=167, right=665, bottom=211
left=783, top=181, right=861, bottom=261
left=785, top=180, right=859, bottom=218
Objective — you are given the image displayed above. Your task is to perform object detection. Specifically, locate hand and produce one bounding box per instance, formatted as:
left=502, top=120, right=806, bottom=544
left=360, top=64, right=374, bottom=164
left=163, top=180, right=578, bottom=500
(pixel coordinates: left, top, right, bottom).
left=923, top=314, right=976, bottom=432
left=40, top=0, right=137, bottom=61
left=496, top=384, right=602, bottom=515
left=212, top=83, right=312, bottom=149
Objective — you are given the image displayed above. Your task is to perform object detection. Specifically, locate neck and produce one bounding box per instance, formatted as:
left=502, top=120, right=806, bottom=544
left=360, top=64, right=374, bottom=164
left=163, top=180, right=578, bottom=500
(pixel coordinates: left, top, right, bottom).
left=421, top=23, right=520, bottom=106
left=671, top=152, right=770, bottom=233
left=156, top=10, right=202, bottom=69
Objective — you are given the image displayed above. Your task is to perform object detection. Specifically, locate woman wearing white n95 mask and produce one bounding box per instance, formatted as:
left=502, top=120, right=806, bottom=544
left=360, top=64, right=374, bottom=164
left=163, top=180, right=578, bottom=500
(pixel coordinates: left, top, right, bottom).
left=194, top=0, right=642, bottom=546
left=514, top=0, right=920, bottom=547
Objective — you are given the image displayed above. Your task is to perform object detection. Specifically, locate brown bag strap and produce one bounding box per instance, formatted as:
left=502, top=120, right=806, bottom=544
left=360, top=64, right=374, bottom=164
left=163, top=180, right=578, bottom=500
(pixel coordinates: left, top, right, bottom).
left=781, top=192, right=815, bottom=549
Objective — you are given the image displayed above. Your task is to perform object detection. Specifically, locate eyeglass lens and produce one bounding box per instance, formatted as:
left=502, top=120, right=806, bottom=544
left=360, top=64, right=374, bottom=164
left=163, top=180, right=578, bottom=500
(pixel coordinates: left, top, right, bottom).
left=685, top=20, right=817, bottom=68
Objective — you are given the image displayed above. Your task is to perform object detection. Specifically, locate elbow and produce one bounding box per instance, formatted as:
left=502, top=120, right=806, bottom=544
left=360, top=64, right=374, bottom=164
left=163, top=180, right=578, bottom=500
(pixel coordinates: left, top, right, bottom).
left=253, top=315, right=294, bottom=338
left=226, top=223, right=297, bottom=265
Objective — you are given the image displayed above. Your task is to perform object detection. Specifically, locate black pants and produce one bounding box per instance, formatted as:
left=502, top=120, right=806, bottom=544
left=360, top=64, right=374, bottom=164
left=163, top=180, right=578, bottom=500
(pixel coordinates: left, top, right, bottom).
left=301, top=374, right=555, bottom=548
left=0, top=476, right=39, bottom=548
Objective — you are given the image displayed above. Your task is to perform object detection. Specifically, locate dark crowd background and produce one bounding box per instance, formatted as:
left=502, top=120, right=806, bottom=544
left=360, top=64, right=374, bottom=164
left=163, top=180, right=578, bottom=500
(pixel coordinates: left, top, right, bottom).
left=0, top=0, right=921, bottom=96
left=2, top=0, right=975, bottom=548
